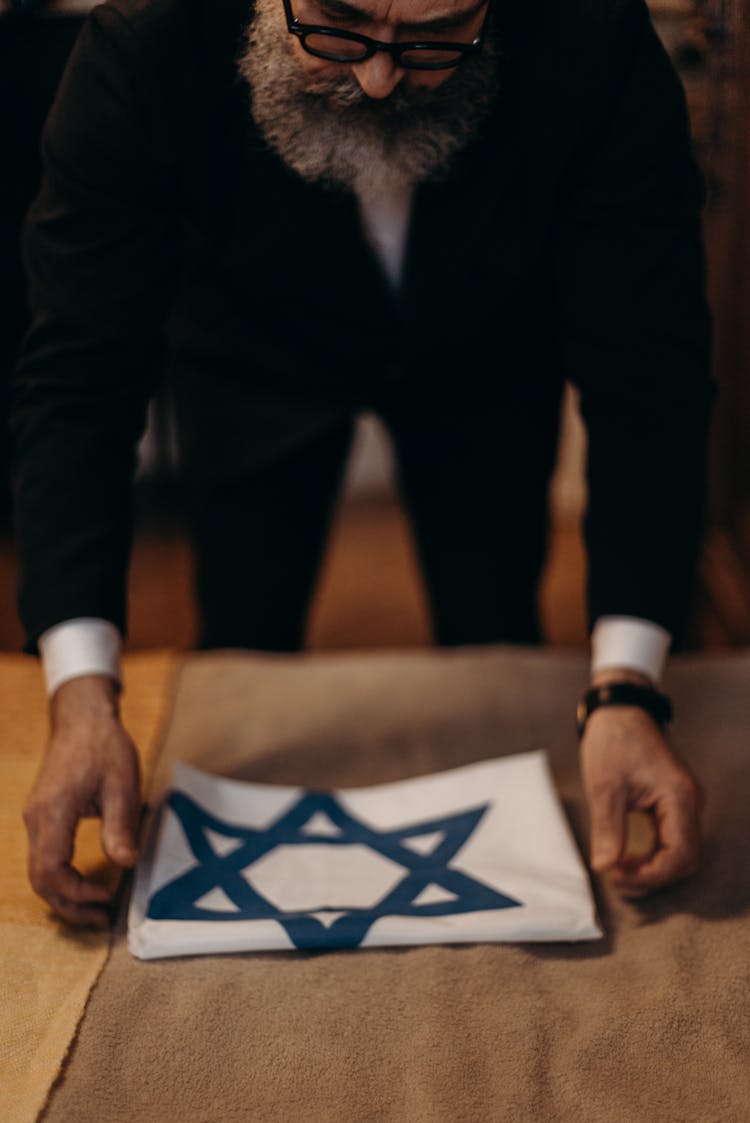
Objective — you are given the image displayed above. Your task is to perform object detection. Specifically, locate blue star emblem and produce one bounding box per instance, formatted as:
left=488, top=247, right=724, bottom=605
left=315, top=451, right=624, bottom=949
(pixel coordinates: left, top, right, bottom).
left=147, top=788, right=522, bottom=949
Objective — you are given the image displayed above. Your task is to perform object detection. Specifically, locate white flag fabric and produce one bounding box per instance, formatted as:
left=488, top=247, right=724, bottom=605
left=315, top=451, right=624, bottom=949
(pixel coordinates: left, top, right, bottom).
left=128, top=750, right=603, bottom=959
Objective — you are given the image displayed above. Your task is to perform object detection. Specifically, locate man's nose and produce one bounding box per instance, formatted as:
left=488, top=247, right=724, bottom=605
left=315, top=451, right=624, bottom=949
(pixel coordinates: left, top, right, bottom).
left=351, top=52, right=405, bottom=99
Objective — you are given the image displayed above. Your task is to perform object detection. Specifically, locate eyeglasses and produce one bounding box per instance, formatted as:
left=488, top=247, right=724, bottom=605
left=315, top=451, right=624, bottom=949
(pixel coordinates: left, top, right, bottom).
left=282, top=0, right=492, bottom=71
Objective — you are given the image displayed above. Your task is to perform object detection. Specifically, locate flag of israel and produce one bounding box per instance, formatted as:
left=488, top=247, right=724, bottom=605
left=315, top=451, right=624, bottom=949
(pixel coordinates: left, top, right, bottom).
left=128, top=751, right=603, bottom=959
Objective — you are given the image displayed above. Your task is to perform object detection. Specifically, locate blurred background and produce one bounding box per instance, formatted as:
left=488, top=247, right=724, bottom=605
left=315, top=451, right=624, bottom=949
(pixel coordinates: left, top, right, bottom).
left=1, top=0, right=749, bottom=656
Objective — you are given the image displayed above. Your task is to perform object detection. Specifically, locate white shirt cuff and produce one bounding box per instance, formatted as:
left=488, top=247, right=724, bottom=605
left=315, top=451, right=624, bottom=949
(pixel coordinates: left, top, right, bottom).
left=590, top=616, right=672, bottom=685
left=39, top=618, right=123, bottom=698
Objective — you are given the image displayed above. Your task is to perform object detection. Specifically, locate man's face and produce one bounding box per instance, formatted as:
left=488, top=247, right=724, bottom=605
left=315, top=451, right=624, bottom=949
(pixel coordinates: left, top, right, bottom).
left=286, top=0, right=491, bottom=99
left=238, top=0, right=500, bottom=195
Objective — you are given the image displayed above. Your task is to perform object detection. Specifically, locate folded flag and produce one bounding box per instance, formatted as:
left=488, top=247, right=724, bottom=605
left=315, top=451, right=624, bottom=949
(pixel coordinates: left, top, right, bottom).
left=127, top=750, right=603, bottom=959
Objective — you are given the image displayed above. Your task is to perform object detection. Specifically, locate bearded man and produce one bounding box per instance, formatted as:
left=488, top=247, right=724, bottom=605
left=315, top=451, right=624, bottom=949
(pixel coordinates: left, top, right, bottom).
left=10, top=0, right=714, bottom=927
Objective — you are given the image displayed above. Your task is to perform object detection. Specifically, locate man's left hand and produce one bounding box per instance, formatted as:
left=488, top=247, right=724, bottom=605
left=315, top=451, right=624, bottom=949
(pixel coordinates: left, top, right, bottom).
left=580, top=695, right=704, bottom=895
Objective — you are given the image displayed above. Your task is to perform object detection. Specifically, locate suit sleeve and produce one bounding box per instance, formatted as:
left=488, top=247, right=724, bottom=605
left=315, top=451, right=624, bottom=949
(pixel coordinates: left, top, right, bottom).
left=556, top=0, right=716, bottom=649
left=9, top=5, right=178, bottom=654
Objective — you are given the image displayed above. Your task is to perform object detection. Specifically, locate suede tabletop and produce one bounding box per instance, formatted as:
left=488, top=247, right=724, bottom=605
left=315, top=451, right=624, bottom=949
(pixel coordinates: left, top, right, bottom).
left=42, top=646, right=750, bottom=1122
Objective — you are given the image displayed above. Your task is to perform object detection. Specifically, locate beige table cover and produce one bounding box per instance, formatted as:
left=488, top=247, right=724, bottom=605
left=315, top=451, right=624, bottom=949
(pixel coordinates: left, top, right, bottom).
left=42, top=646, right=750, bottom=1122
left=0, top=652, right=179, bottom=1123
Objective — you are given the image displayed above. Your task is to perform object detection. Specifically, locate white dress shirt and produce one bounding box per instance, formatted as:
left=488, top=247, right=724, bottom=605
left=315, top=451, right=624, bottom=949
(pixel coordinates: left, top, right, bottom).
left=39, top=181, right=672, bottom=696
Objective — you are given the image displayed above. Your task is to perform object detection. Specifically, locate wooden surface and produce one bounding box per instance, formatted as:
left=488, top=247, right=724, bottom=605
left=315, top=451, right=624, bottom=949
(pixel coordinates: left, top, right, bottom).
left=0, top=489, right=742, bottom=659
left=0, top=493, right=592, bottom=657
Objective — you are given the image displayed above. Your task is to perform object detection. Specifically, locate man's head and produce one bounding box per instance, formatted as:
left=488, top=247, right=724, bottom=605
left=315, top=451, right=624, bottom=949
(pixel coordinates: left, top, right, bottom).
left=280, top=0, right=493, bottom=99
left=237, top=0, right=500, bottom=196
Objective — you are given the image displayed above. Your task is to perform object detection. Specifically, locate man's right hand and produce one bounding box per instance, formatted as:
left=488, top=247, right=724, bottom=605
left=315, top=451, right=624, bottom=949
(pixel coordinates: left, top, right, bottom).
left=23, top=674, right=141, bottom=928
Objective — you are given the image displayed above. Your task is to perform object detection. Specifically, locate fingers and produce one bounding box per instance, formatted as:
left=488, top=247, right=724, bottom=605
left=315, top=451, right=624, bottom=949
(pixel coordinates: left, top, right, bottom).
left=611, top=783, right=702, bottom=893
left=580, top=706, right=705, bottom=896
left=24, top=704, right=143, bottom=929
left=45, top=894, right=112, bottom=931
left=588, top=783, right=628, bottom=873
left=100, top=775, right=140, bottom=867
left=24, top=802, right=113, bottom=928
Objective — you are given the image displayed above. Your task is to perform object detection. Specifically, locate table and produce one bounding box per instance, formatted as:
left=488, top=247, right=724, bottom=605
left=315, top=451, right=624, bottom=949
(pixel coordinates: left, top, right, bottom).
left=3, top=645, right=749, bottom=1122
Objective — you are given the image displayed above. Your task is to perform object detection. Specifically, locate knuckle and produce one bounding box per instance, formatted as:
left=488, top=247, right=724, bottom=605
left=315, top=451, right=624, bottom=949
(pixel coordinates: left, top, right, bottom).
left=51, top=900, right=76, bottom=923
left=685, top=780, right=703, bottom=809
left=25, top=793, right=62, bottom=824
left=28, top=869, right=47, bottom=896
left=27, top=852, right=44, bottom=884
left=22, top=801, right=41, bottom=827
left=589, top=779, right=619, bottom=807
left=671, top=844, right=698, bottom=875
left=679, top=772, right=700, bottom=797
left=669, top=772, right=699, bottom=806
left=34, top=859, right=59, bottom=887
left=106, top=764, right=137, bottom=793
left=31, top=875, right=59, bottom=905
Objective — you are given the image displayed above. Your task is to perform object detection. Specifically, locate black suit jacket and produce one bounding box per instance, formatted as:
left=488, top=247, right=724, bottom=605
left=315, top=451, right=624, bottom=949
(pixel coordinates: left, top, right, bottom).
left=9, top=0, right=715, bottom=652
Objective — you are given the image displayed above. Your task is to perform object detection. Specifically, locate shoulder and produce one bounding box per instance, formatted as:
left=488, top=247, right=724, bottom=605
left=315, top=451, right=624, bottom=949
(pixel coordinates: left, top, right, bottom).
left=534, top=0, right=649, bottom=39
left=503, top=0, right=663, bottom=113
left=78, top=0, right=251, bottom=89
left=66, top=0, right=252, bottom=134
left=505, top=0, right=651, bottom=70
left=88, top=0, right=248, bottom=38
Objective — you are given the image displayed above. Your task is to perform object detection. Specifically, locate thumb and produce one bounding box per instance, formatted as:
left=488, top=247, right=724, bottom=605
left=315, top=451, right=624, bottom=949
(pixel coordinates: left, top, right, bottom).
left=588, top=784, right=628, bottom=872
left=100, top=778, right=140, bottom=867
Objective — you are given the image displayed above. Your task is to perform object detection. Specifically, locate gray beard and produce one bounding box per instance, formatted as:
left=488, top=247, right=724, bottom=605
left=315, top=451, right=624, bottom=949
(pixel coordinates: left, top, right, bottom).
left=236, top=0, right=501, bottom=197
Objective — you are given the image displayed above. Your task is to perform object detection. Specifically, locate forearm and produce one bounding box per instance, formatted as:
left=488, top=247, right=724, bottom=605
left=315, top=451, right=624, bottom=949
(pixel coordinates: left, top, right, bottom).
left=581, top=384, right=714, bottom=646
left=8, top=4, right=177, bottom=654
left=555, top=0, right=715, bottom=644
left=10, top=396, right=141, bottom=653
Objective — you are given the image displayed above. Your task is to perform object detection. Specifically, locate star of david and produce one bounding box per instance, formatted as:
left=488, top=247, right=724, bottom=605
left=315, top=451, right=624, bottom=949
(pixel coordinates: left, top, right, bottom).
left=147, top=787, right=522, bottom=949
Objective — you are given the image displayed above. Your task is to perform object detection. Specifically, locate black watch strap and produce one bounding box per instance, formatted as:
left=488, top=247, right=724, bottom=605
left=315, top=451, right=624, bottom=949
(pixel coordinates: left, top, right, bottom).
left=576, top=682, right=673, bottom=738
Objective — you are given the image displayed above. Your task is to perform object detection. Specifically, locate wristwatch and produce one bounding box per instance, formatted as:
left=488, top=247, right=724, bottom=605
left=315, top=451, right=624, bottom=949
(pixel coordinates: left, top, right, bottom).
left=576, top=681, right=673, bottom=739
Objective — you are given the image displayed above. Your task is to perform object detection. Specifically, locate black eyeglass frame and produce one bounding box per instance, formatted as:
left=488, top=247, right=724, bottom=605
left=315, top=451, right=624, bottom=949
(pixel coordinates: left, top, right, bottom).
left=282, top=0, right=493, bottom=71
